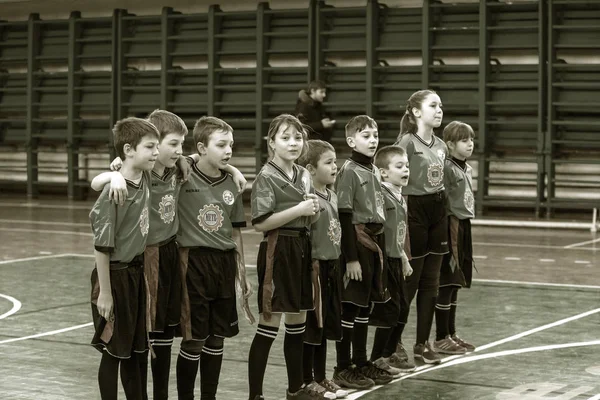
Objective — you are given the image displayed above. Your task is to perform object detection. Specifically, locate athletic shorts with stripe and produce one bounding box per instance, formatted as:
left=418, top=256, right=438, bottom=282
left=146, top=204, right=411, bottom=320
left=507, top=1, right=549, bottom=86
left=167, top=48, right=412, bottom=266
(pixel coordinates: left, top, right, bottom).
left=91, top=255, right=147, bottom=358
left=179, top=247, right=239, bottom=341
left=304, top=258, right=343, bottom=344
left=369, top=257, right=409, bottom=328
left=440, top=217, right=473, bottom=288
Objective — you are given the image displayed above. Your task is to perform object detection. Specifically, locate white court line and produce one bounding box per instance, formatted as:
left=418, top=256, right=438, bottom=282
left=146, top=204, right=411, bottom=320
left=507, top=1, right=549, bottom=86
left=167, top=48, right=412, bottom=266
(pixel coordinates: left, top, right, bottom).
left=504, top=257, right=521, bottom=261
left=0, top=227, right=93, bottom=236
left=0, top=294, right=21, bottom=319
left=587, top=394, right=600, bottom=400
left=0, top=202, right=92, bottom=210
left=0, top=219, right=90, bottom=227
left=473, top=278, right=600, bottom=290
left=473, top=241, right=599, bottom=251
left=0, top=253, right=95, bottom=265
left=539, top=259, right=555, bottom=262
left=575, top=260, right=591, bottom=265
left=473, top=255, right=487, bottom=259
left=0, top=322, right=93, bottom=346
left=564, top=237, right=600, bottom=249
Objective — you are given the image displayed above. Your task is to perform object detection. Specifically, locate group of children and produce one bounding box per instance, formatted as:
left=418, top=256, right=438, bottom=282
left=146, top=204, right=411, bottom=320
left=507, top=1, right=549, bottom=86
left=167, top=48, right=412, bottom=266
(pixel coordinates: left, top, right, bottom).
left=89, top=88, right=476, bottom=400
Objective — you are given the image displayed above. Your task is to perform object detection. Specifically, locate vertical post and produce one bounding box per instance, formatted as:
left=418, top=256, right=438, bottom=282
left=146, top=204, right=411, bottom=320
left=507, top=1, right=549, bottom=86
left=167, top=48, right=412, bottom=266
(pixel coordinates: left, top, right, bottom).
left=545, top=0, right=555, bottom=217
left=307, top=0, right=317, bottom=83
left=366, top=0, right=378, bottom=117
left=314, top=0, right=324, bottom=81
left=421, top=0, right=430, bottom=89
left=476, top=0, right=489, bottom=216
left=256, top=2, right=267, bottom=172
left=115, top=10, right=126, bottom=121
left=160, top=7, right=172, bottom=110
left=67, top=11, right=81, bottom=199
left=26, top=13, right=40, bottom=198
left=207, top=5, right=219, bottom=116
left=109, top=9, right=121, bottom=160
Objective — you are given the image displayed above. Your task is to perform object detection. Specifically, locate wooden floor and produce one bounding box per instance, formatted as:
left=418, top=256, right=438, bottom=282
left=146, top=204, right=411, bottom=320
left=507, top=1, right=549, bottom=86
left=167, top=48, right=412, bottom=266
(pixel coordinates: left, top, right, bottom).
left=0, top=195, right=599, bottom=400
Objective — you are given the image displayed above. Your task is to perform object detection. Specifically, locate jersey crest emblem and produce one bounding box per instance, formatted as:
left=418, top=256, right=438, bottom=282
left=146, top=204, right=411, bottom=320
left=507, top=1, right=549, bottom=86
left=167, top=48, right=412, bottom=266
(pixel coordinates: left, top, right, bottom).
left=427, top=163, right=444, bottom=187
left=464, top=190, right=475, bottom=214
left=397, top=220, right=406, bottom=248
left=197, top=204, right=224, bottom=232
left=222, top=190, right=235, bottom=205
left=139, top=206, right=149, bottom=236
left=375, top=190, right=385, bottom=217
left=158, top=194, right=176, bottom=224
left=328, top=218, right=342, bottom=246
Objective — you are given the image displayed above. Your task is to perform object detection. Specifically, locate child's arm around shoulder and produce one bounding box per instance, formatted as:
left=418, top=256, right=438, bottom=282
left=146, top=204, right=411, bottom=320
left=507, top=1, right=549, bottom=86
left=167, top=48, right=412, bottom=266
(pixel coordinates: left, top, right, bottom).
left=90, top=157, right=128, bottom=206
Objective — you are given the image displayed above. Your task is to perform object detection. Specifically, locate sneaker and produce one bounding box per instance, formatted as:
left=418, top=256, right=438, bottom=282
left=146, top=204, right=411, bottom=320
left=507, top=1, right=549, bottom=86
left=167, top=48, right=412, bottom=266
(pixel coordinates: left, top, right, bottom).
left=252, top=396, right=265, bottom=400
left=306, top=382, right=336, bottom=399
left=332, top=365, right=375, bottom=389
left=286, top=383, right=326, bottom=399
left=384, top=353, right=416, bottom=373
left=359, top=361, right=394, bottom=385
left=394, top=342, right=409, bottom=360
left=413, top=342, right=442, bottom=364
left=433, top=336, right=467, bottom=355
left=373, top=357, right=402, bottom=377
left=319, top=379, right=349, bottom=399
left=451, top=334, right=476, bottom=352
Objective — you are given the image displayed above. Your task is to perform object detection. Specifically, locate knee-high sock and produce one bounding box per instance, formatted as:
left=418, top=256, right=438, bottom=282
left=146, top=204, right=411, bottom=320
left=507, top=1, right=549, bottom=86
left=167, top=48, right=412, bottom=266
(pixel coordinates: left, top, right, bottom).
left=336, top=303, right=359, bottom=370
left=177, top=341, right=204, bottom=400
left=313, top=338, right=328, bottom=383
left=200, top=338, right=224, bottom=400
left=371, top=328, right=391, bottom=361
left=98, top=352, right=119, bottom=400
left=120, top=353, right=144, bottom=400
left=248, top=324, right=279, bottom=398
left=416, top=291, right=437, bottom=345
left=382, top=303, right=410, bottom=358
left=449, top=289, right=459, bottom=336
left=352, top=307, right=370, bottom=367
left=303, top=343, right=315, bottom=384
left=150, top=329, right=174, bottom=400
left=435, top=286, right=454, bottom=340
left=284, top=322, right=306, bottom=393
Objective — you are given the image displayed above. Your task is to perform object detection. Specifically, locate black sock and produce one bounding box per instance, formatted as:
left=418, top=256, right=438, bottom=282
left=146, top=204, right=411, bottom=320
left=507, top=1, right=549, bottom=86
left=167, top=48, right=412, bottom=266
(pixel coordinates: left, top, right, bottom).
left=435, top=286, right=454, bottom=340
left=177, top=342, right=203, bottom=400
left=120, top=353, right=143, bottom=399
left=449, top=289, right=459, bottom=336
left=303, top=343, right=315, bottom=384
left=351, top=307, right=370, bottom=367
left=416, top=291, right=437, bottom=345
left=383, top=321, right=406, bottom=358
left=200, top=338, right=224, bottom=400
left=248, top=324, right=279, bottom=398
left=98, top=352, right=119, bottom=400
left=284, top=322, right=306, bottom=393
left=313, top=338, right=327, bottom=383
left=150, top=330, right=174, bottom=400
left=336, top=303, right=358, bottom=370
left=371, top=328, right=391, bottom=361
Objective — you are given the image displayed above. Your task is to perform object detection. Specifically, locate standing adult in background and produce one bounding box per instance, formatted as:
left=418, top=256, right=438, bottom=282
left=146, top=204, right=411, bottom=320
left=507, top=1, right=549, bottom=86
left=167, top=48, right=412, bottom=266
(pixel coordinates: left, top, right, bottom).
left=295, top=80, right=336, bottom=142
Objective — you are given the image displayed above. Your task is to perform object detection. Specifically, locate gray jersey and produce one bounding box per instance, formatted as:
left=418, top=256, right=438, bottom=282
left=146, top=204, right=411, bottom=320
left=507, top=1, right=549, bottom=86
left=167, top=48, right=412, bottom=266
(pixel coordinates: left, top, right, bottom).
left=147, top=167, right=182, bottom=246
left=334, top=159, right=385, bottom=224
left=251, top=161, right=313, bottom=229
left=90, top=171, right=151, bottom=263
left=382, top=184, right=408, bottom=259
left=177, top=164, right=246, bottom=249
left=311, top=189, right=342, bottom=260
left=396, top=133, right=448, bottom=196
left=444, top=159, right=475, bottom=220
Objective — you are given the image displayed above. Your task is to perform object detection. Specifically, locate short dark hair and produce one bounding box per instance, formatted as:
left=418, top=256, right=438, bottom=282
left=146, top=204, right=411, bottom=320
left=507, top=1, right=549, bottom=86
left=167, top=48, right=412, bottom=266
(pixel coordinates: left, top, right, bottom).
left=113, top=117, right=160, bottom=159
left=266, top=114, right=309, bottom=161
left=345, top=115, right=378, bottom=138
left=443, top=120, right=475, bottom=144
left=147, top=109, right=188, bottom=141
left=192, top=116, right=233, bottom=149
left=374, top=145, right=407, bottom=170
left=298, top=139, right=335, bottom=168
left=308, top=80, right=326, bottom=93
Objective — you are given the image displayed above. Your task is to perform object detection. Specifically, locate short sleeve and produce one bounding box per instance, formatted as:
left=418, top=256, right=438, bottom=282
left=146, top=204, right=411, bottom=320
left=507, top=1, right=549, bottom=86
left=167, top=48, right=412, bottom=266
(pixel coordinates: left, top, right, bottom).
left=396, top=134, right=414, bottom=158
left=231, top=192, right=247, bottom=228
left=90, top=186, right=116, bottom=253
left=334, top=166, right=356, bottom=212
left=251, top=172, right=276, bottom=224
left=444, top=163, right=457, bottom=190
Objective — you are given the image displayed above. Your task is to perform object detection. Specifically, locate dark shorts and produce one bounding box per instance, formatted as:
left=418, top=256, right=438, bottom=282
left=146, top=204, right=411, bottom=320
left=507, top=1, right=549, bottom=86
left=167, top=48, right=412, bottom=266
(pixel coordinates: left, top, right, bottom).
left=341, top=230, right=388, bottom=307
left=257, top=229, right=313, bottom=314
left=144, top=236, right=181, bottom=333
left=179, top=247, right=239, bottom=341
left=91, top=255, right=148, bottom=359
left=305, top=258, right=343, bottom=344
left=407, top=192, right=449, bottom=258
left=370, top=257, right=409, bottom=328
left=440, top=217, right=473, bottom=288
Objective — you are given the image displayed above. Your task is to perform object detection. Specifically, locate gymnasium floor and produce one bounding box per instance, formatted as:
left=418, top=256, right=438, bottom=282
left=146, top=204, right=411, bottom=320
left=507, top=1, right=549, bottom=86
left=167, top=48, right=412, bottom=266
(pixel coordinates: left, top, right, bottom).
left=0, top=196, right=598, bottom=400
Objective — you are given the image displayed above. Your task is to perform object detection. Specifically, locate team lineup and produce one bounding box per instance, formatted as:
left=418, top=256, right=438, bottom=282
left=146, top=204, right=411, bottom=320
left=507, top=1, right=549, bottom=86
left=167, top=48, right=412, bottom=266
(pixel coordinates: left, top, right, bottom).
left=88, top=87, right=477, bottom=400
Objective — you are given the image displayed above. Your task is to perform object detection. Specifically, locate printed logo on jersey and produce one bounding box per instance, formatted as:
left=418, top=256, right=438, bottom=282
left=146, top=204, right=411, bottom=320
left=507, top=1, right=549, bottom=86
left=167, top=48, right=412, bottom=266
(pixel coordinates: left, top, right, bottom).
left=427, top=163, right=444, bottom=187
left=375, top=190, right=385, bottom=217
left=158, top=194, right=176, bottom=224
left=171, top=174, right=177, bottom=190
left=465, top=189, right=475, bottom=214
left=397, top=220, right=406, bottom=248
left=328, top=218, right=342, bottom=246
left=139, top=206, right=149, bottom=237
left=300, top=174, right=310, bottom=195
left=437, top=149, right=446, bottom=161
left=197, top=204, right=224, bottom=232
left=222, top=190, right=235, bottom=206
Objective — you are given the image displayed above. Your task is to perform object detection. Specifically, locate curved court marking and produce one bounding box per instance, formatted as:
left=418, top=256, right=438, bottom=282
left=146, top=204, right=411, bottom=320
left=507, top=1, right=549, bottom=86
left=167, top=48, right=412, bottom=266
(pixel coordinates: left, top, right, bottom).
left=586, top=366, right=600, bottom=376
left=474, top=279, right=600, bottom=290
left=0, top=227, right=93, bottom=237
left=0, top=294, right=22, bottom=320
left=0, top=219, right=90, bottom=227
left=0, top=253, right=95, bottom=265
left=0, top=322, right=93, bottom=346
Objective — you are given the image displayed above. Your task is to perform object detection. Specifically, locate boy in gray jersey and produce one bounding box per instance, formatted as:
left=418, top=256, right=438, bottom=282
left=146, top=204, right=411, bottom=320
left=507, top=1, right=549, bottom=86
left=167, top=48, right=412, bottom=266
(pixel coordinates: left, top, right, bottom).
left=332, top=116, right=393, bottom=390
left=90, top=117, right=159, bottom=399
left=433, top=121, right=476, bottom=355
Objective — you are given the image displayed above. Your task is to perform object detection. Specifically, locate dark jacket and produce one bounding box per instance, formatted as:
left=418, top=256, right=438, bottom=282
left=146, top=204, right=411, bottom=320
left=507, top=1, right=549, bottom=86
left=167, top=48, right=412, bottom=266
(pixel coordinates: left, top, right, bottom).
left=294, top=90, right=333, bottom=142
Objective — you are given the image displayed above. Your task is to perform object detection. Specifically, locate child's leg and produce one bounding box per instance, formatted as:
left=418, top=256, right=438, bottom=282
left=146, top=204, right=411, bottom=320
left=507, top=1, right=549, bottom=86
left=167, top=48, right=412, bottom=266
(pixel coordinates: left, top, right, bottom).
left=335, top=302, right=360, bottom=370
left=435, top=286, right=454, bottom=340
left=415, top=254, right=443, bottom=345
left=149, top=326, right=175, bottom=400
left=98, top=352, right=119, bottom=400
left=313, top=338, right=328, bottom=383
left=177, top=339, right=205, bottom=400
left=303, top=343, right=316, bottom=384
left=449, top=289, right=458, bottom=336
left=382, top=305, right=409, bottom=358
left=201, top=335, right=225, bottom=400
left=351, top=306, right=370, bottom=368
left=284, top=311, right=307, bottom=394
left=370, top=328, right=391, bottom=361
left=120, top=352, right=145, bottom=399
left=248, top=313, right=282, bottom=399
